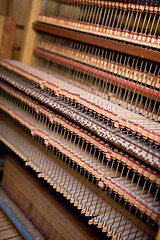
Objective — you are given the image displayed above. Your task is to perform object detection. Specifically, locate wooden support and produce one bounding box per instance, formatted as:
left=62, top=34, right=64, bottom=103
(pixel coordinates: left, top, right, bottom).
left=20, top=0, right=42, bottom=64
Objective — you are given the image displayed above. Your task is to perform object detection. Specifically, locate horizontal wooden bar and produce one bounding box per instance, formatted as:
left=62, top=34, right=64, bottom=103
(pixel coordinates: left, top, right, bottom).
left=33, top=22, right=160, bottom=63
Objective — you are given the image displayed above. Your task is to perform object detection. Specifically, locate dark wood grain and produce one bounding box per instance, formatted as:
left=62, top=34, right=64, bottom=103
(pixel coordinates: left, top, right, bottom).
left=33, top=22, right=160, bottom=63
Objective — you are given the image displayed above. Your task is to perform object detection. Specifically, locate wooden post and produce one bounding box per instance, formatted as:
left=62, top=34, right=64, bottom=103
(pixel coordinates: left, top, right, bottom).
left=20, top=0, right=42, bottom=64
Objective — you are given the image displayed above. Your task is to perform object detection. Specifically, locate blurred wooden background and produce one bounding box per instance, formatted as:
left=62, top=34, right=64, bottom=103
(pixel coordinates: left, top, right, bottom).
left=0, top=0, right=40, bottom=61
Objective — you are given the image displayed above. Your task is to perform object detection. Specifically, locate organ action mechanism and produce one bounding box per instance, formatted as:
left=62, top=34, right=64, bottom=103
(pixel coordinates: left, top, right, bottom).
left=0, top=0, right=160, bottom=239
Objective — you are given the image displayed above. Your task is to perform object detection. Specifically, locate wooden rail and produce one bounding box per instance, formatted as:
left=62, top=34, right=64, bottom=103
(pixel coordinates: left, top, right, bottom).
left=33, top=22, right=160, bottom=63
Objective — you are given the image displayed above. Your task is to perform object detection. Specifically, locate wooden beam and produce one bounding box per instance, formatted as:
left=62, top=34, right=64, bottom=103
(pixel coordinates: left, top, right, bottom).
left=33, top=22, right=160, bottom=63
left=20, top=0, right=42, bottom=64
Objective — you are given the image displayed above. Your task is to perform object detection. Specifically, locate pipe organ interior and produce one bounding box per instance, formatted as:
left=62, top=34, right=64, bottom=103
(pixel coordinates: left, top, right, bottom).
left=0, top=0, right=160, bottom=239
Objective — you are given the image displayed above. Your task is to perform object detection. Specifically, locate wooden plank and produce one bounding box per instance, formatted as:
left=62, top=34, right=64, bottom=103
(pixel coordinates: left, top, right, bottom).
left=0, top=16, right=4, bottom=48
left=0, top=227, right=20, bottom=239
left=0, top=0, right=8, bottom=15
left=0, top=223, right=13, bottom=231
left=0, top=220, right=12, bottom=228
left=33, top=22, right=160, bottom=63
left=0, top=16, right=16, bottom=59
left=20, top=0, right=42, bottom=64
left=0, top=217, right=6, bottom=222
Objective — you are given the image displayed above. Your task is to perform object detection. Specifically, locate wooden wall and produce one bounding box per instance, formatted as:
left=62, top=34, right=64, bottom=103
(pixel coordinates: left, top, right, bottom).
left=0, top=0, right=40, bottom=61
left=7, top=0, right=31, bottom=60
left=0, top=0, right=8, bottom=15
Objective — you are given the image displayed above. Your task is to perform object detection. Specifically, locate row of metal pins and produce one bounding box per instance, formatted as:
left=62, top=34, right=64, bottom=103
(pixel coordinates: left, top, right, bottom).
left=7, top=107, right=110, bottom=219
left=0, top=112, right=155, bottom=240
left=0, top=90, right=146, bottom=180
left=36, top=32, right=158, bottom=98
left=42, top=0, right=160, bottom=37
left=1, top=64, right=160, bottom=179
left=0, top=83, right=159, bottom=234
left=94, top=188, right=155, bottom=239
left=36, top=32, right=157, bottom=96
left=0, top=115, right=119, bottom=238
left=65, top=42, right=158, bottom=120
left=33, top=45, right=160, bottom=162
left=14, top=92, right=160, bottom=208
left=1, top=88, right=159, bottom=217
left=34, top=34, right=160, bottom=122
left=4, top=53, right=160, bottom=169
left=0, top=60, right=159, bottom=171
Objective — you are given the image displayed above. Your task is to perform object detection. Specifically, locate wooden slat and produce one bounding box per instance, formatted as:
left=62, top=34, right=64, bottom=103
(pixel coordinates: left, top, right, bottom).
left=33, top=22, right=160, bottom=63
left=0, top=209, right=23, bottom=240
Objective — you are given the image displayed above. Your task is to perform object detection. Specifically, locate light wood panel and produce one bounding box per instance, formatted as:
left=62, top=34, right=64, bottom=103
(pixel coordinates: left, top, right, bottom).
left=0, top=0, right=35, bottom=60
left=20, top=0, right=42, bottom=64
